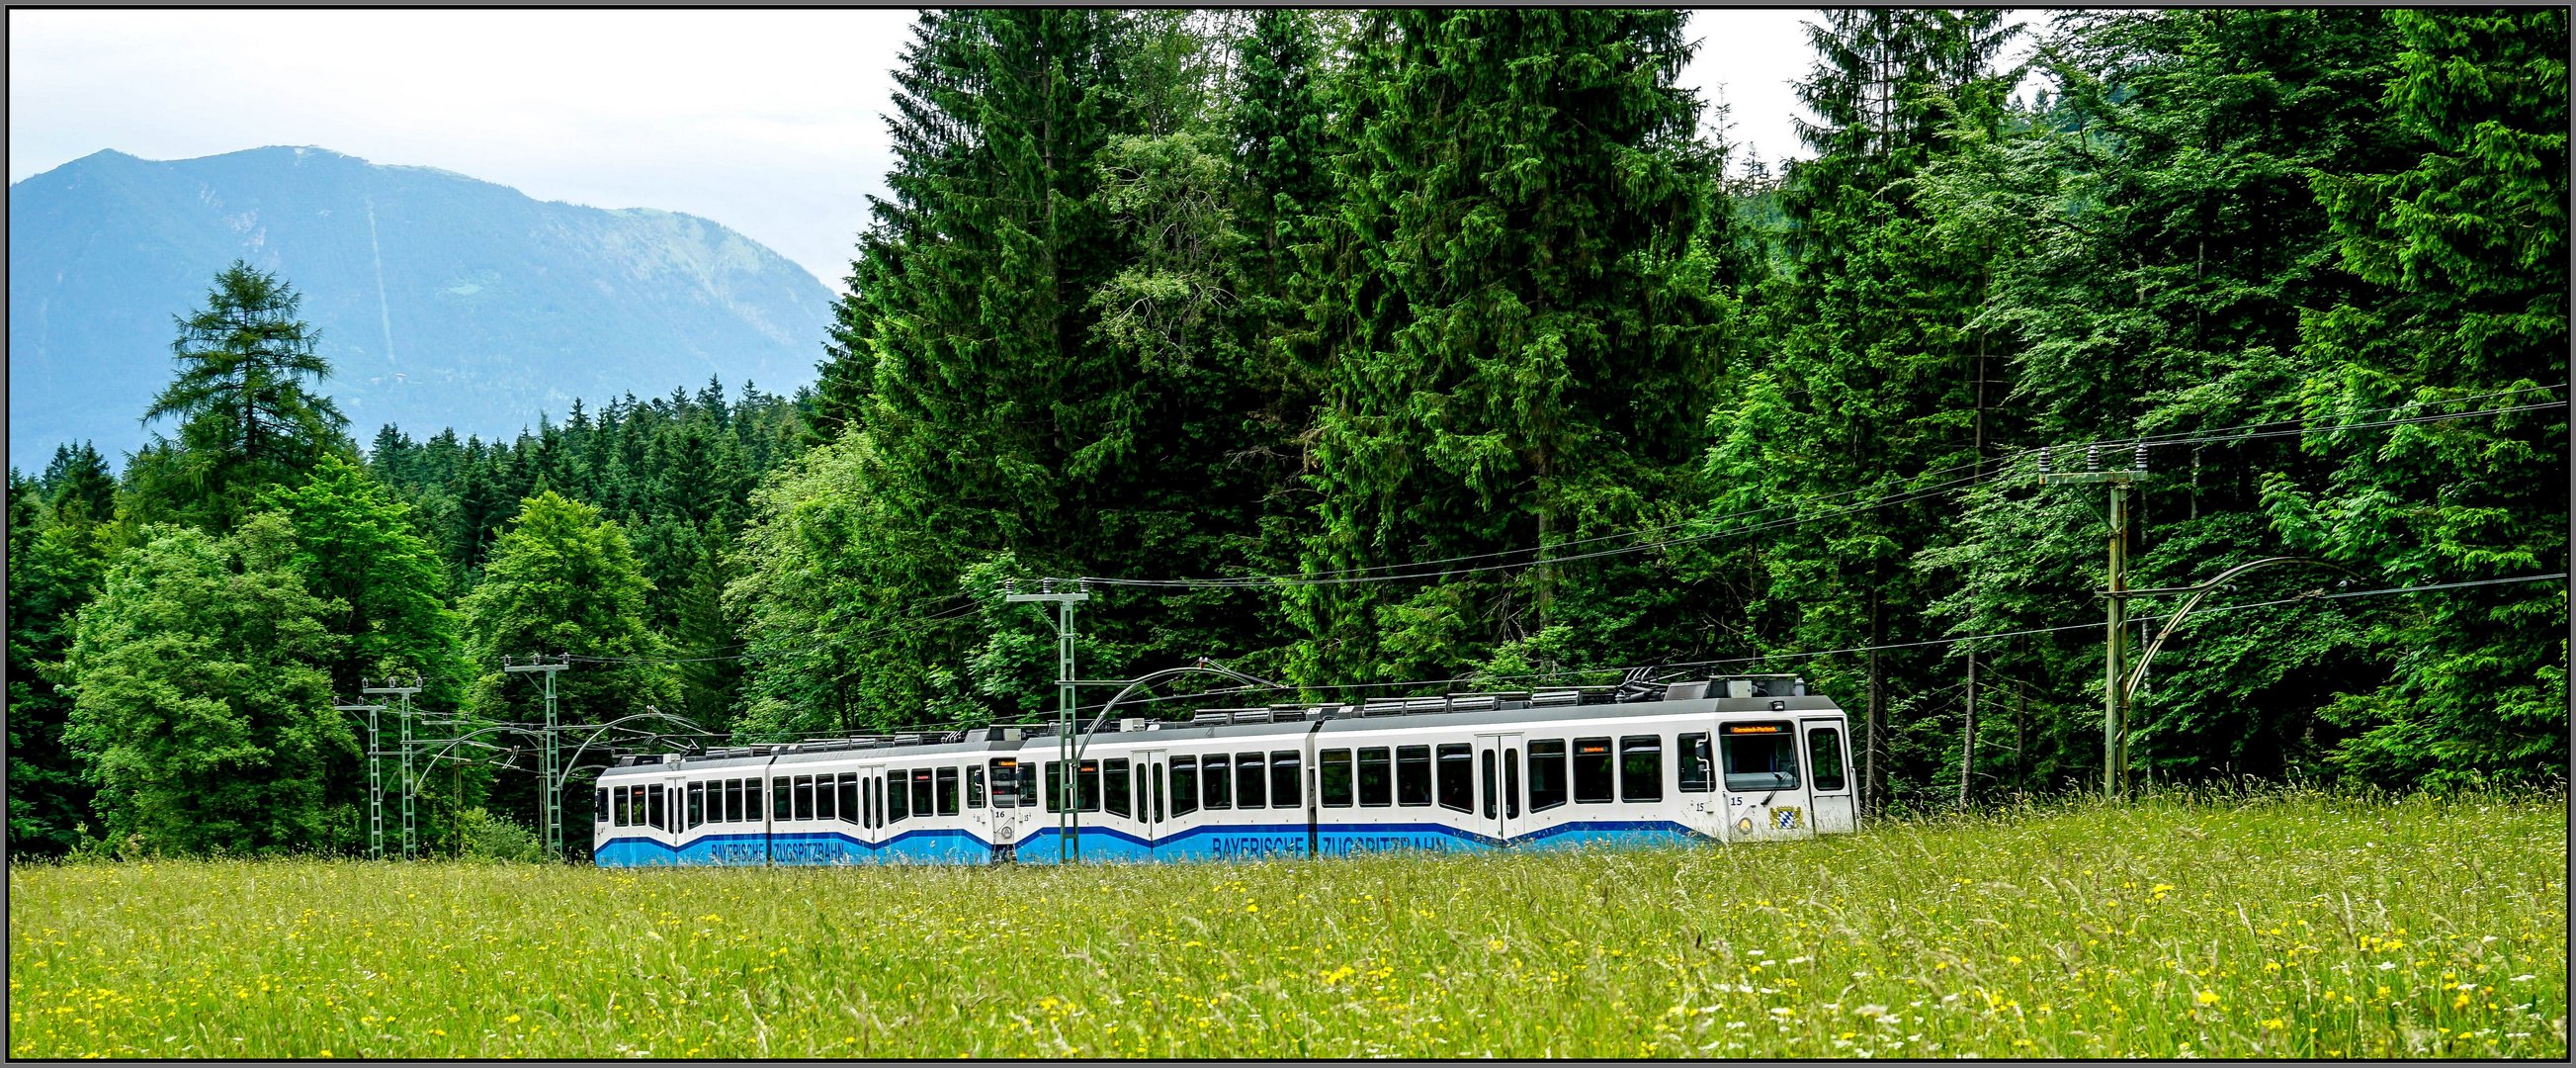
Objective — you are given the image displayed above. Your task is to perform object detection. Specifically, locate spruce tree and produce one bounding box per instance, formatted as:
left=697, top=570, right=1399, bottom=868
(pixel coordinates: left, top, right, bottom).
left=1707, top=8, right=2017, bottom=809
left=6, top=470, right=112, bottom=854
left=1291, top=9, right=1736, bottom=688
left=130, top=262, right=351, bottom=529
left=2269, top=7, right=2569, bottom=786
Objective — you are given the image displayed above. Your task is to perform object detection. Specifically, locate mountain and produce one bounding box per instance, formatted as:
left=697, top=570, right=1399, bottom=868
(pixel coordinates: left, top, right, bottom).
left=7, top=146, right=835, bottom=464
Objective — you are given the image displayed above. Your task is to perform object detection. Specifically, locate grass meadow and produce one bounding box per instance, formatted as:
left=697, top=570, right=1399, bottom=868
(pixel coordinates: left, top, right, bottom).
left=9, top=788, right=2564, bottom=1058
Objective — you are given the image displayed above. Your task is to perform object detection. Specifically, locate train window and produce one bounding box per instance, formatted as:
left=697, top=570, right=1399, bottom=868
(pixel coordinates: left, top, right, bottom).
left=648, top=784, right=667, bottom=831
left=1356, top=748, right=1392, bottom=807
left=794, top=775, right=815, bottom=821
left=990, top=759, right=1019, bottom=809
left=816, top=775, right=838, bottom=822
left=722, top=779, right=739, bottom=823
left=1679, top=733, right=1714, bottom=793
left=1505, top=749, right=1520, bottom=819
left=1017, top=759, right=1039, bottom=808
left=1235, top=754, right=1265, bottom=810
left=1808, top=728, right=1846, bottom=792
left=748, top=778, right=765, bottom=822
left=1320, top=750, right=1353, bottom=807
left=1152, top=763, right=1165, bottom=822
left=1269, top=752, right=1301, bottom=808
left=887, top=771, right=908, bottom=823
left=911, top=768, right=936, bottom=818
left=1170, top=757, right=1200, bottom=816
left=937, top=766, right=961, bottom=815
left=1042, top=761, right=1063, bottom=813
left=1203, top=756, right=1232, bottom=810
left=597, top=788, right=611, bottom=824
left=1396, top=746, right=1432, bottom=806
left=688, top=782, right=705, bottom=829
left=773, top=778, right=792, bottom=822
left=1620, top=737, right=1663, bottom=803
left=838, top=773, right=859, bottom=824
left=968, top=765, right=987, bottom=809
left=1481, top=750, right=1497, bottom=819
left=1573, top=738, right=1614, bottom=803
left=1435, top=744, right=1474, bottom=812
left=1527, top=740, right=1568, bottom=811
left=1721, top=724, right=1801, bottom=791
left=610, top=786, right=627, bottom=827
left=1073, top=761, right=1099, bottom=814
left=1104, top=758, right=1132, bottom=817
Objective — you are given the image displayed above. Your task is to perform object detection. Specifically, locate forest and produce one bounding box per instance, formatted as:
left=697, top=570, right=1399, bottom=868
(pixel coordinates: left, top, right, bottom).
left=7, top=7, right=2565, bottom=858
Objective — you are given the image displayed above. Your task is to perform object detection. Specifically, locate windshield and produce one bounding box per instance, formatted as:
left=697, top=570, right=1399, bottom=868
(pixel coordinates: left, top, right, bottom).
left=1721, top=725, right=1801, bottom=792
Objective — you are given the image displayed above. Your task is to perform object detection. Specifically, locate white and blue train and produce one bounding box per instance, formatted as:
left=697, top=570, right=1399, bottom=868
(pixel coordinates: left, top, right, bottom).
left=592, top=675, right=1855, bottom=866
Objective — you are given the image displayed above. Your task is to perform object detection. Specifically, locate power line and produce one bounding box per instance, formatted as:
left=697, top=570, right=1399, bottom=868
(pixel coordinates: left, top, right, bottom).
left=560, top=597, right=981, bottom=666
left=1651, top=571, right=2569, bottom=675
left=1060, top=392, right=2566, bottom=592
left=695, top=572, right=2562, bottom=744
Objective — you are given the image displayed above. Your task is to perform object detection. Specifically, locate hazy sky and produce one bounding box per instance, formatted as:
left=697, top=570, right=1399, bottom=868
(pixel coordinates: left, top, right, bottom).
left=9, top=9, right=2026, bottom=290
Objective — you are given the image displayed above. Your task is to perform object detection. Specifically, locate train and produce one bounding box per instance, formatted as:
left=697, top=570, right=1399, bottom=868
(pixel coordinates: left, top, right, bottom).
left=591, top=674, right=1854, bottom=866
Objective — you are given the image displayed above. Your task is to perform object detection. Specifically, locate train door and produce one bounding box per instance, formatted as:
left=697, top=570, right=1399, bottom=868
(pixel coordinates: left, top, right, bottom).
left=986, top=757, right=1024, bottom=861
left=654, top=775, right=684, bottom=863
left=855, top=768, right=886, bottom=861
left=1800, top=719, right=1855, bottom=833
left=1719, top=721, right=1811, bottom=841
left=962, top=759, right=991, bottom=859
left=1476, top=732, right=1526, bottom=847
left=1135, top=749, right=1178, bottom=860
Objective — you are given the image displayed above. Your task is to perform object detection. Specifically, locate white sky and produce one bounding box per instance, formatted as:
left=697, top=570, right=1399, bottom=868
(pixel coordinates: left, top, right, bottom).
left=8, top=9, right=2032, bottom=291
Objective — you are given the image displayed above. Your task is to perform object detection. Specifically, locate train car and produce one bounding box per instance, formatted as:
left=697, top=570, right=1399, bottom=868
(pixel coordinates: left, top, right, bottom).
left=591, top=674, right=1854, bottom=867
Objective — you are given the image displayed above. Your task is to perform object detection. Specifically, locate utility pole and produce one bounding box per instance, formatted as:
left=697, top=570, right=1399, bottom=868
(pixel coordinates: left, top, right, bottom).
left=1959, top=643, right=1977, bottom=808
left=2038, top=442, right=2149, bottom=800
left=363, top=675, right=424, bottom=859
left=333, top=699, right=388, bottom=858
left=502, top=655, right=570, bottom=859
left=1005, top=578, right=1088, bottom=862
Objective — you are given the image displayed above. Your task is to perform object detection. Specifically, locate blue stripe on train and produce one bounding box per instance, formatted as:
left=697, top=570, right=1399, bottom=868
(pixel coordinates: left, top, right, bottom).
left=596, top=819, right=1714, bottom=866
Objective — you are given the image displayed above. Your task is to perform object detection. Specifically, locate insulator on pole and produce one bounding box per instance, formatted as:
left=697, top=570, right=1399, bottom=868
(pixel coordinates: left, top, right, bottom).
left=2086, top=443, right=2102, bottom=472
left=2133, top=440, right=2148, bottom=470
left=2037, top=446, right=2051, bottom=474
left=1042, top=578, right=1055, bottom=594
left=1004, top=578, right=1017, bottom=595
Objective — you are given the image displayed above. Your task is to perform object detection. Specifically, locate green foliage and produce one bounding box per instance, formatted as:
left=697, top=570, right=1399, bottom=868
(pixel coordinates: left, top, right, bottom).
left=458, top=491, right=680, bottom=721
left=11, top=11, right=2565, bottom=857
left=1706, top=8, right=2019, bottom=807
left=456, top=490, right=680, bottom=839
left=2266, top=7, right=2570, bottom=787
left=128, top=262, right=352, bottom=530
left=61, top=515, right=351, bottom=856
left=257, top=454, right=462, bottom=700
left=1290, top=8, right=1740, bottom=690
left=743, top=9, right=1286, bottom=737
left=39, top=442, right=119, bottom=527
left=451, top=807, right=546, bottom=863
left=6, top=468, right=114, bottom=854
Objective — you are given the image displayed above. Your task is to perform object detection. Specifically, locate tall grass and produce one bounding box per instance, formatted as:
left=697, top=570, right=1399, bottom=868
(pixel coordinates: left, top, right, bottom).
left=9, top=788, right=2563, bottom=1058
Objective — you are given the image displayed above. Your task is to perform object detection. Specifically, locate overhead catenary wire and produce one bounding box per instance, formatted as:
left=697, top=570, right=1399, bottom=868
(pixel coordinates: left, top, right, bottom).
left=1064, top=392, right=2567, bottom=591
left=704, top=571, right=2566, bottom=744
